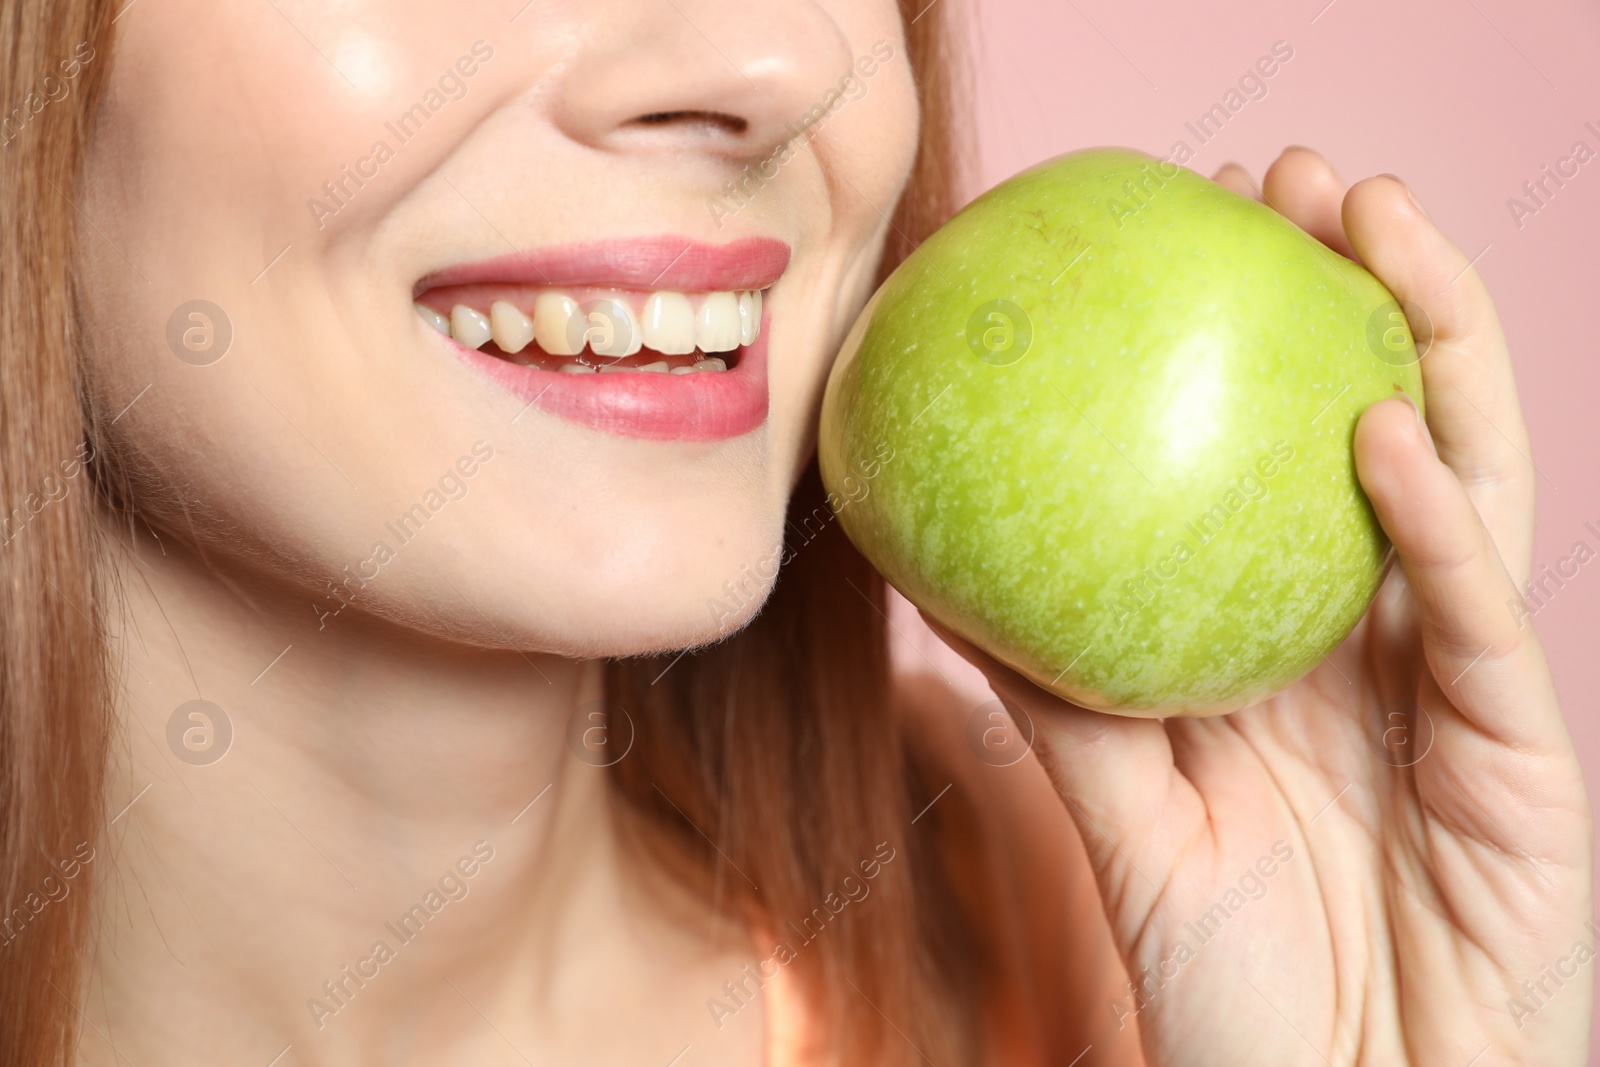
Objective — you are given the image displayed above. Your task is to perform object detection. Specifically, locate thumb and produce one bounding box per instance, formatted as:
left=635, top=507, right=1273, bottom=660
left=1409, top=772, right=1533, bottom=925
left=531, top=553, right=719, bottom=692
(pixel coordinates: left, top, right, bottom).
left=918, top=611, right=1187, bottom=889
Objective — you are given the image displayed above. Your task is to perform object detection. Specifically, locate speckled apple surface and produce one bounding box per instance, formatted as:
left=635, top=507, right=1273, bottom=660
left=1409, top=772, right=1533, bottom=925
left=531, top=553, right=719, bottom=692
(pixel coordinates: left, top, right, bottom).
left=819, top=148, right=1425, bottom=716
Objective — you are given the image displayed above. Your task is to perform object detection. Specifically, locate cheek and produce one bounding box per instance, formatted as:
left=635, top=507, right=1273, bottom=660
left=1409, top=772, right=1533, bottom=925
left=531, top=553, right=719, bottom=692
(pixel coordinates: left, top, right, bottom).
left=81, top=1, right=504, bottom=402
left=818, top=34, right=921, bottom=233
left=78, top=0, right=917, bottom=658
left=764, top=49, right=918, bottom=469
left=859, top=57, right=921, bottom=198
left=830, top=3, right=922, bottom=192
left=80, top=4, right=513, bottom=618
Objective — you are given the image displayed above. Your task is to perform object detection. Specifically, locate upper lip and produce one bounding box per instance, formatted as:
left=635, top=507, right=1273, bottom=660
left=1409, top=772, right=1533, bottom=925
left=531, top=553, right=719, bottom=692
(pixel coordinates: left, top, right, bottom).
left=413, top=235, right=791, bottom=295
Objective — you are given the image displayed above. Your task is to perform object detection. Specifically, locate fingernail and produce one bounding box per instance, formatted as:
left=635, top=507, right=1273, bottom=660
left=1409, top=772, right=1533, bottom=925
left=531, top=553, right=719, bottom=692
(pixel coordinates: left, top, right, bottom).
left=1286, top=145, right=1342, bottom=183
left=1398, top=392, right=1437, bottom=456
left=1380, top=173, right=1430, bottom=219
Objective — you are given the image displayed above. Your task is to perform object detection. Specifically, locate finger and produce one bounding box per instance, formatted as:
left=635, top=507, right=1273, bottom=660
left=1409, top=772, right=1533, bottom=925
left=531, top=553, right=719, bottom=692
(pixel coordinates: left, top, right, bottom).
left=1342, top=175, right=1536, bottom=581
left=1261, top=146, right=1357, bottom=260
left=918, top=612, right=1198, bottom=886
left=1210, top=162, right=1261, bottom=201
left=1353, top=397, right=1560, bottom=749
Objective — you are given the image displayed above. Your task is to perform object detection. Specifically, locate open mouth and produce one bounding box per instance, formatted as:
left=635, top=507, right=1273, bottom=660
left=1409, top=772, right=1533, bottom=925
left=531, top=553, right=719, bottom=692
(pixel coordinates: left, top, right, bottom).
left=414, top=236, right=789, bottom=441
left=413, top=284, right=762, bottom=376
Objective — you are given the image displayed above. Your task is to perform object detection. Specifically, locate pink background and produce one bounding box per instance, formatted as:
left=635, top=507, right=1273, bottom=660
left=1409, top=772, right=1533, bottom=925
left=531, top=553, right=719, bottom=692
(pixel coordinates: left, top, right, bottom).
left=893, top=0, right=1600, bottom=1052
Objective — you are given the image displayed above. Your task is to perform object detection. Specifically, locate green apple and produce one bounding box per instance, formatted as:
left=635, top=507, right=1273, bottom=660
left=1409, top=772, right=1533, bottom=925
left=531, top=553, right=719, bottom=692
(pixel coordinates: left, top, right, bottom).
left=819, top=148, right=1424, bottom=716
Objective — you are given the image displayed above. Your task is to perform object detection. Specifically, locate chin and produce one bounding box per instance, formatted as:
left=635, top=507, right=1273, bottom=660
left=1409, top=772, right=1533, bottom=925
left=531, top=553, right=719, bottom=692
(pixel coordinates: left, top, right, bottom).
left=556, top=538, right=786, bottom=657
left=367, top=517, right=787, bottom=660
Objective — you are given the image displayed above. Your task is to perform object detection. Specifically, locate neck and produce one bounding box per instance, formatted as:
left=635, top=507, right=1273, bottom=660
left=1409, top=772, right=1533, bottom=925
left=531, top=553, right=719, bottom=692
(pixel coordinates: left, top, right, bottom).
left=85, top=520, right=763, bottom=1065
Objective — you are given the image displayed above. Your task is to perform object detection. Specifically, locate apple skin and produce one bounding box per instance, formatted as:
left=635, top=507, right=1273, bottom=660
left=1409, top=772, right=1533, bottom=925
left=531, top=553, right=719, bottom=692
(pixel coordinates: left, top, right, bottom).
left=819, top=148, right=1424, bottom=717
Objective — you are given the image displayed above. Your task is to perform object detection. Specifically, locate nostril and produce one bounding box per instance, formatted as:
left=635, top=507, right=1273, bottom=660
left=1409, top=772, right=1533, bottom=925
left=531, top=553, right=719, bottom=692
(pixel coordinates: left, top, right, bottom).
left=630, top=110, right=749, bottom=138
left=549, top=4, right=854, bottom=158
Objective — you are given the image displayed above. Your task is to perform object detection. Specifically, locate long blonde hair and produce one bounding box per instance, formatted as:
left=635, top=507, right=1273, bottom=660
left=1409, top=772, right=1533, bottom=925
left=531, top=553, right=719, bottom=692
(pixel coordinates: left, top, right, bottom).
left=0, top=1, right=977, bottom=1063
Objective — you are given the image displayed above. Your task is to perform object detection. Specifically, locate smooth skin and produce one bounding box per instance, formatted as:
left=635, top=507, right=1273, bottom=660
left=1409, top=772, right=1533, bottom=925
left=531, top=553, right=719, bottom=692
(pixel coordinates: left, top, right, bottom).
left=940, top=149, right=1594, bottom=1064
left=80, top=2, right=915, bottom=1065
left=71, top=0, right=1590, bottom=1059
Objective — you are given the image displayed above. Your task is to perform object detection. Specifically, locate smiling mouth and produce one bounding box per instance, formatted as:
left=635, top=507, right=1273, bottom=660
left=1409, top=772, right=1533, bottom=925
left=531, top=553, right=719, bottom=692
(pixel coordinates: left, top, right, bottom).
left=413, top=284, right=762, bottom=375
left=413, top=236, right=788, bottom=441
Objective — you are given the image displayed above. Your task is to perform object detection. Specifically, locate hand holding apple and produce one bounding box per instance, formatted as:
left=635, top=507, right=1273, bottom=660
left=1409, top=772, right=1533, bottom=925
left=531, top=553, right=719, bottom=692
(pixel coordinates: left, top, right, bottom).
left=821, top=148, right=1423, bottom=715
left=932, top=149, right=1592, bottom=1066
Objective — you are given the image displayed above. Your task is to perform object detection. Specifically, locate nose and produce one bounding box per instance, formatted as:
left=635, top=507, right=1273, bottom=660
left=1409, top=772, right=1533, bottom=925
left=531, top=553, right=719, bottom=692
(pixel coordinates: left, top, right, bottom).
left=548, top=0, right=857, bottom=163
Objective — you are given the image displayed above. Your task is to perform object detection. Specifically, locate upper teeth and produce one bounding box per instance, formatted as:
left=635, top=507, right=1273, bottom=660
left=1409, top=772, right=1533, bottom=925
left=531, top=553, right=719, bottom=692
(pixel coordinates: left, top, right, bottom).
left=450, top=305, right=492, bottom=350
left=640, top=292, right=695, bottom=355
left=419, top=288, right=763, bottom=360
left=695, top=291, right=741, bottom=354
left=489, top=300, right=534, bottom=354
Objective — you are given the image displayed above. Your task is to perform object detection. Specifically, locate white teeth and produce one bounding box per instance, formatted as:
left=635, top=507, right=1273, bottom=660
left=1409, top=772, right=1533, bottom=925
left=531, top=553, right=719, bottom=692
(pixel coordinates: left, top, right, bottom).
left=416, top=303, right=450, bottom=335
left=696, top=291, right=741, bottom=353
left=450, top=304, right=492, bottom=349
left=490, top=300, right=534, bottom=354
left=535, top=293, right=582, bottom=356
left=737, top=291, right=757, bottom=346
left=640, top=292, right=696, bottom=355
left=585, top=302, right=640, bottom=358
left=559, top=363, right=596, bottom=374
left=637, top=361, right=669, bottom=373
left=670, top=365, right=697, bottom=375
left=694, top=357, right=727, bottom=372
left=427, top=289, right=764, bottom=360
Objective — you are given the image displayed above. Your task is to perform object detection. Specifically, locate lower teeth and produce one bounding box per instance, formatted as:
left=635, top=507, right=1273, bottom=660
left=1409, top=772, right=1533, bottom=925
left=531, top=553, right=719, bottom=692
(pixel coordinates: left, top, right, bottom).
left=571, top=355, right=728, bottom=375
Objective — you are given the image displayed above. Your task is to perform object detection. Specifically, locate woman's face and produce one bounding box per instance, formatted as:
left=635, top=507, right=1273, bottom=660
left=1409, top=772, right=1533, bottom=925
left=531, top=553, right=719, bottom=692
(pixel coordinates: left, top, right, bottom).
left=83, top=0, right=917, bottom=655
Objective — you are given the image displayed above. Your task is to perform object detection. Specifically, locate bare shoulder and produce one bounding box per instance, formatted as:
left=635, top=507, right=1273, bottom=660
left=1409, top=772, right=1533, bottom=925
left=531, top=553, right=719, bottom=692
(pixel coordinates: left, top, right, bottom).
left=892, top=671, right=1147, bottom=1067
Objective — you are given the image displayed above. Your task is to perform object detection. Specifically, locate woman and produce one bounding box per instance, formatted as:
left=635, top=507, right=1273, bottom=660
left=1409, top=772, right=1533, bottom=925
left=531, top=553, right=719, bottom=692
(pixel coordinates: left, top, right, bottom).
left=0, top=0, right=1590, bottom=1063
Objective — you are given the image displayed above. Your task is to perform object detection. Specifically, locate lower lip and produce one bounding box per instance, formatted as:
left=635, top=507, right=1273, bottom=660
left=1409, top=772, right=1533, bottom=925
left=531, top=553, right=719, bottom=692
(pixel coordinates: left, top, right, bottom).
left=444, top=319, right=769, bottom=441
